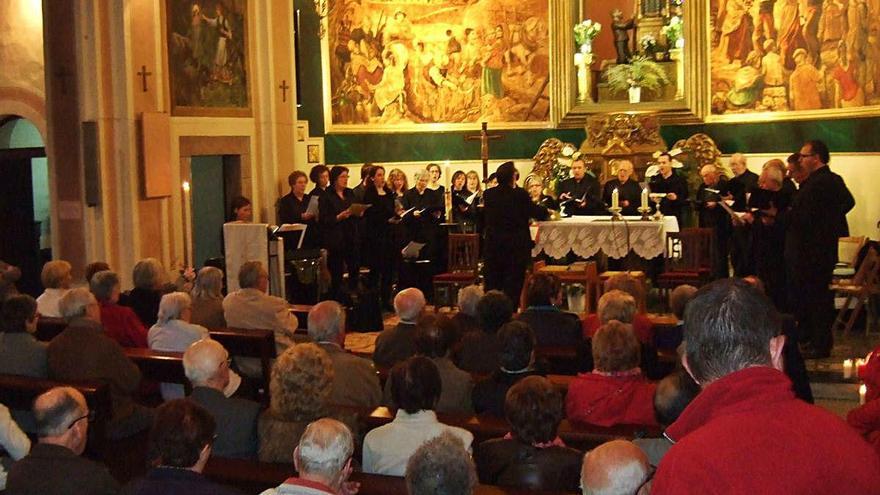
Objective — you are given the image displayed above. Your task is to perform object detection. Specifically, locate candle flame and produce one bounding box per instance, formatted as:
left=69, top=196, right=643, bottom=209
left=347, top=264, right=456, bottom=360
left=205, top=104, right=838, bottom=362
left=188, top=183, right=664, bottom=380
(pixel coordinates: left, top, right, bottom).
left=182, top=181, right=191, bottom=192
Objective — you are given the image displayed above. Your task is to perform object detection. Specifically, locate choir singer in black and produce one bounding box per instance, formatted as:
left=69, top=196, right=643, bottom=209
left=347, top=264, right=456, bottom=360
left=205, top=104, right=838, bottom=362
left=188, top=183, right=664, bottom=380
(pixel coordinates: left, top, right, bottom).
left=557, top=157, right=602, bottom=216
left=602, top=159, right=642, bottom=216
left=483, top=162, right=550, bottom=308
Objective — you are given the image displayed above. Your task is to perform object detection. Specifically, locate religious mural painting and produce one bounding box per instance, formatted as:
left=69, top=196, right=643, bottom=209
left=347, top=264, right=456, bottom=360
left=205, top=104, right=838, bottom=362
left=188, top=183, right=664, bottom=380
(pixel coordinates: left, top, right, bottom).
left=709, top=0, right=880, bottom=119
left=165, top=0, right=250, bottom=116
left=323, top=0, right=550, bottom=131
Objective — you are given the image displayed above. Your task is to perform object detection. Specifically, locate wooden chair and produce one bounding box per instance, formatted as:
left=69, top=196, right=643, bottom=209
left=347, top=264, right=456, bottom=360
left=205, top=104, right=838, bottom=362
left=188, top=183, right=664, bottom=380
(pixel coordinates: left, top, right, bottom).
left=831, top=246, right=880, bottom=336
left=532, top=260, right=600, bottom=314
left=598, top=270, right=648, bottom=313
left=657, top=228, right=715, bottom=291
left=834, top=236, right=868, bottom=280
left=432, top=233, right=480, bottom=311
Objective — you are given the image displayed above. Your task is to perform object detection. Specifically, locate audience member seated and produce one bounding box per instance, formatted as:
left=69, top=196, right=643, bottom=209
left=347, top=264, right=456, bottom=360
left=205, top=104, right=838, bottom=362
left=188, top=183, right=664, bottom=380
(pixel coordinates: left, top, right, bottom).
left=451, top=284, right=483, bottom=347
left=517, top=273, right=583, bottom=348
left=124, top=258, right=173, bottom=327
left=260, top=418, right=357, bottom=495
left=259, top=343, right=357, bottom=463
left=653, top=279, right=880, bottom=493
left=588, top=290, right=659, bottom=377
left=566, top=321, right=658, bottom=427
left=184, top=339, right=258, bottom=459
left=0, top=402, right=30, bottom=490
left=6, top=387, right=119, bottom=495
left=632, top=370, right=699, bottom=466
left=0, top=259, right=21, bottom=303
left=456, top=290, right=513, bottom=374
left=223, top=260, right=297, bottom=377
left=475, top=376, right=582, bottom=492
left=584, top=274, right=653, bottom=344
left=472, top=321, right=543, bottom=417
left=149, top=292, right=212, bottom=400
left=84, top=261, right=111, bottom=284
left=190, top=267, right=227, bottom=329
left=848, top=342, right=880, bottom=457
left=580, top=440, right=651, bottom=495
left=363, top=356, right=473, bottom=476
left=0, top=294, right=47, bottom=377
left=406, top=432, right=477, bottom=495
left=658, top=285, right=697, bottom=350
left=48, top=288, right=152, bottom=439
left=121, top=399, right=243, bottom=495
left=90, top=270, right=148, bottom=348
left=308, top=300, right=382, bottom=408
left=36, top=260, right=73, bottom=318
left=373, top=288, right=426, bottom=369
left=386, top=315, right=473, bottom=414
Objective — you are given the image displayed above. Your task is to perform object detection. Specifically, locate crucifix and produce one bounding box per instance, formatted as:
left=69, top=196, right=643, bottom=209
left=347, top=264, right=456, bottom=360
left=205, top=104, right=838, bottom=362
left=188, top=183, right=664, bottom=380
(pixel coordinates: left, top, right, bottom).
left=279, top=80, right=290, bottom=103
left=137, top=65, right=152, bottom=92
left=464, top=122, right=503, bottom=178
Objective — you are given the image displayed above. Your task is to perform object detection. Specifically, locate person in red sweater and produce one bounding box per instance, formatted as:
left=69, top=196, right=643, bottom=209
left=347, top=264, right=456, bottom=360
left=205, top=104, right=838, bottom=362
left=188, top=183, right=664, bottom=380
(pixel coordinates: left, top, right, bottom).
left=566, top=321, right=657, bottom=427
left=847, top=343, right=880, bottom=457
left=653, top=278, right=880, bottom=494
left=90, top=270, right=148, bottom=348
left=583, top=273, right=653, bottom=344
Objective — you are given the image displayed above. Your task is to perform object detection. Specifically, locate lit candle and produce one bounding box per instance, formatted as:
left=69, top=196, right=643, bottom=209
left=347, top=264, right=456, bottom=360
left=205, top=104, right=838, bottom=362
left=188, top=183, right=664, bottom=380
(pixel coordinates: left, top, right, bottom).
left=182, top=181, right=192, bottom=267
left=860, top=384, right=867, bottom=405
left=641, top=187, right=649, bottom=209
left=843, top=359, right=854, bottom=379
left=612, top=188, right=619, bottom=209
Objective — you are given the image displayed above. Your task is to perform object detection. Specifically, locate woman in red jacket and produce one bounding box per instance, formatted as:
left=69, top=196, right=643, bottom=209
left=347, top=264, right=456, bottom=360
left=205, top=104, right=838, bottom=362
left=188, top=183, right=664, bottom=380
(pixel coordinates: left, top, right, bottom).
left=566, top=320, right=657, bottom=427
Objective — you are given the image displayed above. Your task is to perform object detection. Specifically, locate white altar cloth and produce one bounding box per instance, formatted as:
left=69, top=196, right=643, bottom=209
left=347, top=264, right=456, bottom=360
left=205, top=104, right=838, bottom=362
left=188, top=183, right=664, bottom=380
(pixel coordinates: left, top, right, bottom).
left=531, top=216, right=679, bottom=260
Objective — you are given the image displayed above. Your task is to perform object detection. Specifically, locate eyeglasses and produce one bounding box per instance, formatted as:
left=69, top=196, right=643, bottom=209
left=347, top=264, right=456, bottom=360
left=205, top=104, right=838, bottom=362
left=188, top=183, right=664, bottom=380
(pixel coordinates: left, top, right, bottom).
left=67, top=409, right=96, bottom=429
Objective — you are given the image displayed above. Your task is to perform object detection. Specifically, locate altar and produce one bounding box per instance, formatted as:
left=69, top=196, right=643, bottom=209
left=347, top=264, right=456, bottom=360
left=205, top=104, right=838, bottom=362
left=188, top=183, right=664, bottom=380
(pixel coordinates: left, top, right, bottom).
left=531, top=216, right=679, bottom=260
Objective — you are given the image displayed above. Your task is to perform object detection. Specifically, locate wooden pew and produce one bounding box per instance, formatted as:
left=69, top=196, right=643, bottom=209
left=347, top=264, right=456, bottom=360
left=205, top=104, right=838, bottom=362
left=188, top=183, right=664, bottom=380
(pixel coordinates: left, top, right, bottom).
left=209, top=327, right=275, bottom=397
left=0, top=373, right=113, bottom=453
left=203, top=456, right=571, bottom=494
left=354, top=406, right=659, bottom=452
left=35, top=316, right=68, bottom=341
left=123, top=347, right=188, bottom=384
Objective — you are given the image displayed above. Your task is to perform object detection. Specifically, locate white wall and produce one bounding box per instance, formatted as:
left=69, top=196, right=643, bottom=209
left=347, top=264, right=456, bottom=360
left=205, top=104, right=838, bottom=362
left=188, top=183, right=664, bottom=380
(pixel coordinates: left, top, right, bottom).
left=720, top=153, right=879, bottom=240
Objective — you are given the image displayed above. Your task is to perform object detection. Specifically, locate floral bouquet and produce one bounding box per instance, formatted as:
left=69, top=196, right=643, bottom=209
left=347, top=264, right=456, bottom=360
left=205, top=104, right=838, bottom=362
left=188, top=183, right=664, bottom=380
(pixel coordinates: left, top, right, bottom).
left=640, top=34, right=658, bottom=54
left=660, top=16, right=683, bottom=48
left=574, top=19, right=602, bottom=48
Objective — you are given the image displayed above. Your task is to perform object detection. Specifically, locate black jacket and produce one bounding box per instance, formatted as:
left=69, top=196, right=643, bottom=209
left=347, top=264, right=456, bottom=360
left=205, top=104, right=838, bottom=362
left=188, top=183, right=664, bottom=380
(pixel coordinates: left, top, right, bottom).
left=557, top=175, right=602, bottom=215
left=7, top=443, right=119, bottom=495
left=189, top=386, right=260, bottom=460
left=649, top=172, right=689, bottom=220
left=475, top=438, right=583, bottom=493
left=602, top=178, right=643, bottom=216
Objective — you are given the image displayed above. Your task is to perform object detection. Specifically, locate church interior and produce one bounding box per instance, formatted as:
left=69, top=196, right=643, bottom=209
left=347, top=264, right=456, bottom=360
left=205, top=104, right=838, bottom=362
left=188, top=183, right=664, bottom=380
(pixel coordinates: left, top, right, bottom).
left=2, top=0, right=880, bottom=493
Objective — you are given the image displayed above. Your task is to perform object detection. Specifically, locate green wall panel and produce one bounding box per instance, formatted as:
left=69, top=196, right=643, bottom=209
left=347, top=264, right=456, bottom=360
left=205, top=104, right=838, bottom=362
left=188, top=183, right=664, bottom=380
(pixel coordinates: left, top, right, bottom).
left=295, top=4, right=880, bottom=164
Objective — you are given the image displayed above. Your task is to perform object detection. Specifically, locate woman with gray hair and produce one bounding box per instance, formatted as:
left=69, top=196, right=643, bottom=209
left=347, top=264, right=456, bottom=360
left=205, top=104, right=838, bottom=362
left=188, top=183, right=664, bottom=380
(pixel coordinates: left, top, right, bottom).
left=148, top=292, right=212, bottom=400
left=190, top=266, right=226, bottom=329
left=90, top=270, right=148, bottom=348
left=123, top=257, right=171, bottom=327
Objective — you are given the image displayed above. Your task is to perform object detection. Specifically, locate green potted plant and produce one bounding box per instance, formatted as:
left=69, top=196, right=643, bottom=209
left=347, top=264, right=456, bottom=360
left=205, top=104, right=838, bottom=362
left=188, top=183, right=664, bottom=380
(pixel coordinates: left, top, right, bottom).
left=604, top=55, right=670, bottom=103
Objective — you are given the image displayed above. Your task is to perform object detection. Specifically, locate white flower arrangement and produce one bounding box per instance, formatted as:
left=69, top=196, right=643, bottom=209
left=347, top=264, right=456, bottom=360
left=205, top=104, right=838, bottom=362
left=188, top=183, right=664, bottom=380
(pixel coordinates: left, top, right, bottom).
left=660, top=16, right=683, bottom=47
left=640, top=34, right=658, bottom=52
left=574, top=19, right=602, bottom=47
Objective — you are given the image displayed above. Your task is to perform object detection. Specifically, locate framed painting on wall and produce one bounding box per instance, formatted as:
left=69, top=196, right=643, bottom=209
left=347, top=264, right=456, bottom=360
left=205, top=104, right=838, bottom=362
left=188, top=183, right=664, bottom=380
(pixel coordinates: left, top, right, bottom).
left=307, top=139, right=324, bottom=164
left=165, top=0, right=251, bottom=117
left=707, top=0, right=880, bottom=122
left=322, top=0, right=551, bottom=132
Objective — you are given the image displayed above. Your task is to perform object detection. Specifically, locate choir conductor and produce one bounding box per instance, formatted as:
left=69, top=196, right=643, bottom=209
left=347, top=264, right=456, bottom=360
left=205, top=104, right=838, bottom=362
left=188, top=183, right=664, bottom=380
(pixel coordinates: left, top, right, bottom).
left=482, top=162, right=550, bottom=308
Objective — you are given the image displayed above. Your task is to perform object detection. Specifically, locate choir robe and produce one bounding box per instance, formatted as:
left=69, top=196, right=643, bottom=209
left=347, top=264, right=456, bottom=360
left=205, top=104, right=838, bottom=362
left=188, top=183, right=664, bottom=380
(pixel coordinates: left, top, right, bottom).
left=602, top=178, right=642, bottom=216
left=557, top=175, right=603, bottom=216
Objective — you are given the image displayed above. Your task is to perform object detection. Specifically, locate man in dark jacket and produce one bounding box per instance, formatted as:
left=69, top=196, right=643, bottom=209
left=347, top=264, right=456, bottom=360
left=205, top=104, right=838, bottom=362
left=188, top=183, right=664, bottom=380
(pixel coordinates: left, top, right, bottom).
left=728, top=153, right=759, bottom=276
left=482, top=162, right=549, bottom=306
left=648, top=152, right=689, bottom=225
left=781, top=140, right=855, bottom=358
left=694, top=164, right=732, bottom=280
left=557, top=158, right=602, bottom=217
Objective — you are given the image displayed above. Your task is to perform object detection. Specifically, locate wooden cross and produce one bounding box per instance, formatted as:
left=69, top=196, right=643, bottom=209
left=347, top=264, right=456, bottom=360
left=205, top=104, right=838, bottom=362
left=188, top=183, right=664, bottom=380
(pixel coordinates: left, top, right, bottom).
left=53, top=66, right=72, bottom=95
left=464, top=122, right=503, bottom=178
left=137, top=65, right=152, bottom=92
left=279, top=80, right=290, bottom=103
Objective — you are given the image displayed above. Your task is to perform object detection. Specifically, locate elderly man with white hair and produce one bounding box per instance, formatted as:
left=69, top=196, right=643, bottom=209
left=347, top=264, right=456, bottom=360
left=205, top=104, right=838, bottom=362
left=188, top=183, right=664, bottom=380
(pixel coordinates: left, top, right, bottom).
left=373, top=288, right=426, bottom=368
left=695, top=163, right=732, bottom=280
left=260, top=418, right=357, bottom=495
left=727, top=153, right=758, bottom=276
left=309, top=301, right=382, bottom=408
left=148, top=292, right=211, bottom=400
left=450, top=284, right=483, bottom=339
left=6, top=387, right=119, bottom=494
left=580, top=440, right=652, bottom=495
left=184, top=339, right=259, bottom=460
left=223, top=260, right=298, bottom=376
left=47, top=288, right=151, bottom=439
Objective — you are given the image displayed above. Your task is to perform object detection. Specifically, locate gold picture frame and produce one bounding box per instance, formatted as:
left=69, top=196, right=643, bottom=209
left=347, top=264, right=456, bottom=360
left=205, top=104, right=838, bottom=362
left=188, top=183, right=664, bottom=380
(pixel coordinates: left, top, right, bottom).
left=320, top=0, right=554, bottom=133
left=704, top=0, right=880, bottom=123
left=551, top=0, right=708, bottom=127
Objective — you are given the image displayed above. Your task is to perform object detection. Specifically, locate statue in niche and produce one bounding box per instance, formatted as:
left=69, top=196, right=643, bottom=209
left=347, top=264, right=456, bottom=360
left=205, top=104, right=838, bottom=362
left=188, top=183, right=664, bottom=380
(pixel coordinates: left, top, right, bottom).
left=611, top=9, right=636, bottom=64
left=641, top=0, right=664, bottom=17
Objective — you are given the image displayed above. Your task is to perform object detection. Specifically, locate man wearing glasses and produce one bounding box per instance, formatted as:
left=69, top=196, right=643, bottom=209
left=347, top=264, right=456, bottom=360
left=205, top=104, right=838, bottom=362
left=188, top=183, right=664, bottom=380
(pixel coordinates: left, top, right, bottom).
left=780, top=139, right=855, bottom=359
left=6, top=387, right=118, bottom=494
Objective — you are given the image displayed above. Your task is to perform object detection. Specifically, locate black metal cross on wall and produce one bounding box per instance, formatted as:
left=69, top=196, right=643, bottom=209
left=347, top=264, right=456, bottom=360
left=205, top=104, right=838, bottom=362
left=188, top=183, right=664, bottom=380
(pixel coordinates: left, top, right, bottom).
left=137, top=65, right=152, bottom=92
left=279, top=80, right=290, bottom=103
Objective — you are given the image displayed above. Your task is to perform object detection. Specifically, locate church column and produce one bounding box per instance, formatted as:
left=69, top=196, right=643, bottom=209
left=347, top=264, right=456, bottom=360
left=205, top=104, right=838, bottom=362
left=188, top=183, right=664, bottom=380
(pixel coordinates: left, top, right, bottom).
left=42, top=0, right=88, bottom=276
left=269, top=0, right=297, bottom=213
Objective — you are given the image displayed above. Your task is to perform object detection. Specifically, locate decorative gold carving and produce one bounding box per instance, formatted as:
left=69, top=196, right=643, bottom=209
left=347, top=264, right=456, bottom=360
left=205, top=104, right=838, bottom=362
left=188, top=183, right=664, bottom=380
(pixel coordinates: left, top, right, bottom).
left=577, top=112, right=667, bottom=182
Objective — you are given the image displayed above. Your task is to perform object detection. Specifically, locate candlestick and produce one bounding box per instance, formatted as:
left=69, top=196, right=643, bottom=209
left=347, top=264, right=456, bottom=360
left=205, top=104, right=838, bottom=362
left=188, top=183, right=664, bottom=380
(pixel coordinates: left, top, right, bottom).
left=182, top=181, right=192, bottom=268
left=860, top=384, right=867, bottom=405
left=641, top=187, right=649, bottom=209
left=843, top=359, right=854, bottom=379
left=612, top=188, right=619, bottom=209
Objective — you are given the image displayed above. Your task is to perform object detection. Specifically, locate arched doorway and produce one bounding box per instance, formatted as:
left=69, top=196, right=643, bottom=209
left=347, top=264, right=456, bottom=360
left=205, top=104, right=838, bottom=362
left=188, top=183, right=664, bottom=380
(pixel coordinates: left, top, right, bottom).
left=0, top=116, right=49, bottom=296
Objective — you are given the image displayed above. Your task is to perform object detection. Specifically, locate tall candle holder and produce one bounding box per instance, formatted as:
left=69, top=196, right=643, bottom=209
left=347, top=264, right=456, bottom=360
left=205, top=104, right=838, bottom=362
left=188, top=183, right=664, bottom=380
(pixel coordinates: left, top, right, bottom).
left=637, top=206, right=652, bottom=221
left=608, top=206, right=623, bottom=220
left=649, top=193, right=666, bottom=221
